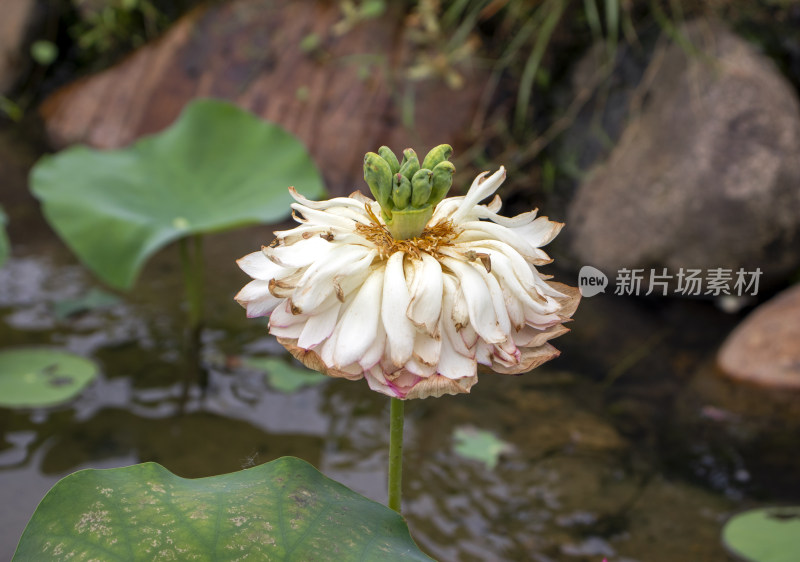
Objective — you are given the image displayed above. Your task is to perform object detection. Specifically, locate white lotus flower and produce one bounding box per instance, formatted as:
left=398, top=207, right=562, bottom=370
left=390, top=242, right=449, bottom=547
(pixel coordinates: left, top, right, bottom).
left=236, top=166, right=579, bottom=399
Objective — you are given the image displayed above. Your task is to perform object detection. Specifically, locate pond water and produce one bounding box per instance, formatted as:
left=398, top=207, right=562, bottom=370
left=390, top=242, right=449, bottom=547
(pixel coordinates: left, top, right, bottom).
left=1, top=128, right=796, bottom=561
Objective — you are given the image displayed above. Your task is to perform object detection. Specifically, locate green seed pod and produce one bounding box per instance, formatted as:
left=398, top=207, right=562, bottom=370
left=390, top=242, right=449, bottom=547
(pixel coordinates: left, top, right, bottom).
left=364, top=152, right=393, bottom=209
left=421, top=144, right=453, bottom=171
left=386, top=206, right=434, bottom=240
left=400, top=148, right=417, bottom=166
left=378, top=146, right=400, bottom=174
left=429, top=161, right=456, bottom=207
left=392, top=173, right=412, bottom=209
left=398, top=149, right=419, bottom=181
left=410, top=169, right=433, bottom=208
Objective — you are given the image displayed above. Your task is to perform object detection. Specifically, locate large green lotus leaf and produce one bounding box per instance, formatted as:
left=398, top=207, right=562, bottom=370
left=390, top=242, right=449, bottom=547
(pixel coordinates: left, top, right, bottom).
left=0, top=204, right=9, bottom=267
left=722, top=506, right=800, bottom=562
left=0, top=348, right=98, bottom=408
left=14, top=457, right=433, bottom=561
left=30, top=99, right=325, bottom=290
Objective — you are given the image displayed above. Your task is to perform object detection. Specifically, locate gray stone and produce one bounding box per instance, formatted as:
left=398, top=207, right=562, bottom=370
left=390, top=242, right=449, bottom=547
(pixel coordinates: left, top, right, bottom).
left=566, top=19, right=800, bottom=288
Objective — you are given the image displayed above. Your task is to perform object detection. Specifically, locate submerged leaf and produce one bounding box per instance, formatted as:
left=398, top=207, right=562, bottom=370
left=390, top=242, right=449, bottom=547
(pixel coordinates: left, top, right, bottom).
left=31, top=99, right=325, bottom=290
left=245, top=356, right=327, bottom=393
left=722, top=506, right=800, bottom=562
left=14, top=457, right=433, bottom=561
left=453, top=426, right=513, bottom=470
left=53, top=288, right=121, bottom=319
left=0, top=348, right=98, bottom=408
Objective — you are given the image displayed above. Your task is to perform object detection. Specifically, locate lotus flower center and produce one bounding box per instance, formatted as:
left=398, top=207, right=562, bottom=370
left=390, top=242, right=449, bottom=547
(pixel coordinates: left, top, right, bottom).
left=357, top=204, right=459, bottom=260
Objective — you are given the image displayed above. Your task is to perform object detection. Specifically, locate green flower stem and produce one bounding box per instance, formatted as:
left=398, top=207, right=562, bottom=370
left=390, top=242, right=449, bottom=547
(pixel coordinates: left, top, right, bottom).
left=179, top=235, right=205, bottom=396
left=388, top=397, right=405, bottom=513
left=180, top=235, right=205, bottom=332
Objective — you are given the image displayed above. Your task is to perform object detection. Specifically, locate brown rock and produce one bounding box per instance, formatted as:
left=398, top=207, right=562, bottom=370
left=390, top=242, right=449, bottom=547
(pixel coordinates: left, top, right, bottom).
left=718, top=284, right=800, bottom=389
left=0, top=0, right=37, bottom=94
left=567, top=19, right=800, bottom=287
left=39, top=0, right=487, bottom=194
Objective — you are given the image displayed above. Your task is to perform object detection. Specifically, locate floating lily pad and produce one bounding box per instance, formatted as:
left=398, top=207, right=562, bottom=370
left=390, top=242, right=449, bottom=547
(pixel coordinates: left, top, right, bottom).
left=245, top=356, right=328, bottom=393
left=31, top=99, right=325, bottom=290
left=14, top=456, right=433, bottom=561
left=0, top=349, right=98, bottom=408
left=0, top=205, right=9, bottom=267
left=453, top=426, right=513, bottom=470
left=53, top=288, right=121, bottom=319
left=722, top=506, right=800, bottom=562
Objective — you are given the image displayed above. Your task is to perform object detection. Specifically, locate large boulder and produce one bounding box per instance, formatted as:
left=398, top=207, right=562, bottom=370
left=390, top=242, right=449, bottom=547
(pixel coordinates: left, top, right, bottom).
left=566, top=19, right=800, bottom=288
left=38, top=0, right=487, bottom=194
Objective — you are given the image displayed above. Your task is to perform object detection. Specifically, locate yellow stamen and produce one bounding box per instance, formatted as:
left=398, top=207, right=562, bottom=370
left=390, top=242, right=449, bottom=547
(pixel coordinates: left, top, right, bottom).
left=357, top=204, right=458, bottom=260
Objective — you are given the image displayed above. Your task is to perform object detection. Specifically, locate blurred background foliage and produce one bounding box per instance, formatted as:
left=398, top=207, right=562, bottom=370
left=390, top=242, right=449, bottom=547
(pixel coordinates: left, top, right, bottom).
left=5, top=0, right=800, bottom=209
left=8, top=1, right=800, bottom=133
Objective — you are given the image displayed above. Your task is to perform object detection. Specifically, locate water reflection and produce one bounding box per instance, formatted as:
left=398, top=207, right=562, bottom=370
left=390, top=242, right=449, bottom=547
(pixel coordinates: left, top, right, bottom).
left=39, top=408, right=324, bottom=478
left=0, top=187, right=796, bottom=562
